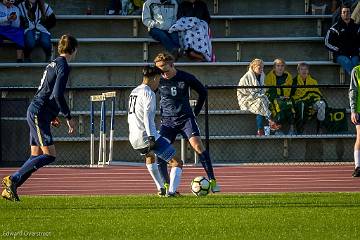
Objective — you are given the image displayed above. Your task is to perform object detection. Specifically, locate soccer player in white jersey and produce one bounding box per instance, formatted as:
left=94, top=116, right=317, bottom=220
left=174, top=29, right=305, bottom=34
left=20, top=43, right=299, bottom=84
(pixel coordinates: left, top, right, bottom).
left=128, top=66, right=183, bottom=197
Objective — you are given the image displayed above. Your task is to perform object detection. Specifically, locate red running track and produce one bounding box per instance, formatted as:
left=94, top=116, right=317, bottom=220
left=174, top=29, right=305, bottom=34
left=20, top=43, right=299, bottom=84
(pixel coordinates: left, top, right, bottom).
left=0, top=165, right=359, bottom=195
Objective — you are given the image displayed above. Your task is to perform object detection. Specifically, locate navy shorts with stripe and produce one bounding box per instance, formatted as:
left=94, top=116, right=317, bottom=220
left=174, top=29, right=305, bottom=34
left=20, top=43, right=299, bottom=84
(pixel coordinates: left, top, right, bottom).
left=159, top=115, right=200, bottom=144
left=27, top=109, right=54, bottom=146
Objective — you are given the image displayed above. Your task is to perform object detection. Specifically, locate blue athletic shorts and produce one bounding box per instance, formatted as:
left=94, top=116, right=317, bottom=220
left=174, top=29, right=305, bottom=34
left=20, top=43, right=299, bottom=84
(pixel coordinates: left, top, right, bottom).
left=27, top=109, right=54, bottom=146
left=159, top=116, right=200, bottom=143
left=136, top=136, right=176, bottom=162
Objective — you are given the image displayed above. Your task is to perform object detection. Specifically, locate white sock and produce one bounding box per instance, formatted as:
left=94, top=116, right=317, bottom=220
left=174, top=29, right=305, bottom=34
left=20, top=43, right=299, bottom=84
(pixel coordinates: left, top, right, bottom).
left=354, top=150, right=360, bottom=168
left=169, top=167, right=182, bottom=194
left=146, top=163, right=164, bottom=190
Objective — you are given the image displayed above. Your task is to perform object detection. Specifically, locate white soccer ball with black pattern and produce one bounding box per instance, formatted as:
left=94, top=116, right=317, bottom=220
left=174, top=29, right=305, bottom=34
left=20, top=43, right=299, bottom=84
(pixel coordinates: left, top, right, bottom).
left=191, top=176, right=210, bottom=196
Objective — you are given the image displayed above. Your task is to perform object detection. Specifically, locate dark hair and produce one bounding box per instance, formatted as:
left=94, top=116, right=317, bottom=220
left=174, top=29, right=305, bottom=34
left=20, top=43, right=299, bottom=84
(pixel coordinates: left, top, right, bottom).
left=142, top=66, right=162, bottom=78
left=57, top=34, right=78, bottom=55
left=341, top=4, right=351, bottom=11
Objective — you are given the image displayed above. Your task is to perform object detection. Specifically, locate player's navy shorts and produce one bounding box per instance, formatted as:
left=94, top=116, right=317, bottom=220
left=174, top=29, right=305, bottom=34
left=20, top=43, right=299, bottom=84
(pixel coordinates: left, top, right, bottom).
left=160, top=115, right=200, bottom=143
left=27, top=109, right=54, bottom=146
left=136, top=136, right=176, bottom=162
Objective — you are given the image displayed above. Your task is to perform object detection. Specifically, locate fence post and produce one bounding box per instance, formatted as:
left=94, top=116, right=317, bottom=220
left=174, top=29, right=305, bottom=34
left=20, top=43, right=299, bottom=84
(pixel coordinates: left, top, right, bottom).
left=205, top=85, right=209, bottom=153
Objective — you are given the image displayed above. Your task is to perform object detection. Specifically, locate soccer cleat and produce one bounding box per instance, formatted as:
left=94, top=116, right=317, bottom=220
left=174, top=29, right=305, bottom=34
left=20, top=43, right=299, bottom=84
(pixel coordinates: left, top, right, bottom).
left=164, top=183, right=169, bottom=191
left=2, top=175, right=11, bottom=188
left=210, top=179, right=221, bottom=193
left=352, top=167, right=360, bottom=177
left=1, top=176, right=19, bottom=201
left=166, top=191, right=181, bottom=197
left=157, top=188, right=166, bottom=197
left=1, top=188, right=19, bottom=202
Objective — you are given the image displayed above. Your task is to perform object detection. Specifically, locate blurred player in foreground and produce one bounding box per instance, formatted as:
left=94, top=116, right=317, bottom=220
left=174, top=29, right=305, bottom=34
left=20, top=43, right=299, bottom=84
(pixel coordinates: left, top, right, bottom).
left=128, top=65, right=183, bottom=197
left=1, top=34, right=78, bottom=201
left=349, top=64, right=360, bottom=177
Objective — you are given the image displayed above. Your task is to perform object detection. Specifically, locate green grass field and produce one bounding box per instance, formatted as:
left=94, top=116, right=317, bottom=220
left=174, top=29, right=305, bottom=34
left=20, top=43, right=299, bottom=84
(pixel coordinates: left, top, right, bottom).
left=1, top=193, right=360, bottom=240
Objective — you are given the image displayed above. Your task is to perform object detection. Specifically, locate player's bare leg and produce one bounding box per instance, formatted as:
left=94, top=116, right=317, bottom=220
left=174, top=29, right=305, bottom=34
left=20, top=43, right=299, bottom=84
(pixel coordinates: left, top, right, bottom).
left=189, top=136, right=220, bottom=192
left=352, top=124, right=360, bottom=177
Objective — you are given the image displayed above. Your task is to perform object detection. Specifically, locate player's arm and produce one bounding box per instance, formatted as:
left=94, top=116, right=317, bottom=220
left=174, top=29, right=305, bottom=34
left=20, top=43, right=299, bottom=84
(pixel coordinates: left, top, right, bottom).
left=189, top=76, right=207, bottom=116
left=143, top=92, right=157, bottom=149
left=53, top=63, right=71, bottom=119
left=53, top=63, right=75, bottom=133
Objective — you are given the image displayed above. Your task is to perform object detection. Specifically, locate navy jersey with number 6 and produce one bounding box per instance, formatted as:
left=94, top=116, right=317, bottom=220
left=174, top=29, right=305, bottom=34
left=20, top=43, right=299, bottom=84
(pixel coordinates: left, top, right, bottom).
left=159, top=70, right=207, bottom=118
left=28, top=56, right=71, bottom=119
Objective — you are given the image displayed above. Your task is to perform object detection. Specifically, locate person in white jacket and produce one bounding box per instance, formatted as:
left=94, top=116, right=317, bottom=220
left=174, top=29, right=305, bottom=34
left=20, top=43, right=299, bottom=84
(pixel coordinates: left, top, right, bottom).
left=237, top=59, right=281, bottom=135
left=142, top=0, right=181, bottom=59
left=0, top=0, right=24, bottom=62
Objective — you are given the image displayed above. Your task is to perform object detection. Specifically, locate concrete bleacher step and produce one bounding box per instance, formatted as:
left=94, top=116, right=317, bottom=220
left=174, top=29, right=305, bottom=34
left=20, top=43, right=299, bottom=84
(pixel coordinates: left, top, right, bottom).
left=53, top=15, right=332, bottom=38
left=0, top=61, right=343, bottom=87
left=0, top=37, right=329, bottom=63
left=48, top=0, right=333, bottom=15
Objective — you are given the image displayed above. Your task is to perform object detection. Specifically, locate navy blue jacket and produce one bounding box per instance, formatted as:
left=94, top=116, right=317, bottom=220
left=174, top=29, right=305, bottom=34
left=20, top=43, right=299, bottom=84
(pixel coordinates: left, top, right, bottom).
left=29, top=56, right=71, bottom=119
left=159, top=70, right=207, bottom=118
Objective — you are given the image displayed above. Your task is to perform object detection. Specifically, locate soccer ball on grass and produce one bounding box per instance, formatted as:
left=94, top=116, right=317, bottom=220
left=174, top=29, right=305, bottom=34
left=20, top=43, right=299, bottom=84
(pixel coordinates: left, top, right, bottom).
left=191, top=176, right=210, bottom=196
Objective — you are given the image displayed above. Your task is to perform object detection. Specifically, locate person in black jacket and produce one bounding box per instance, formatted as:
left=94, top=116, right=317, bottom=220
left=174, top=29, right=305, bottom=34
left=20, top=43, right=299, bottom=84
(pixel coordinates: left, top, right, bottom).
left=18, top=0, right=56, bottom=62
left=325, top=4, right=360, bottom=75
left=177, top=0, right=210, bottom=24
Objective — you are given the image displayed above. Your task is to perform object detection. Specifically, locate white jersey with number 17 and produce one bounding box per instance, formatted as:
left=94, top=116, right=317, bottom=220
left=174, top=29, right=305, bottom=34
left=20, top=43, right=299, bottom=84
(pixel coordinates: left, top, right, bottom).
left=128, top=84, right=160, bottom=149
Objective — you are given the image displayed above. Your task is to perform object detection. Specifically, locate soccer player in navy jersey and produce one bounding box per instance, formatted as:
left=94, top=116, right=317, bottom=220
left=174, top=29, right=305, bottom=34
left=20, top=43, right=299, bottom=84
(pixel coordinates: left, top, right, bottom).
left=1, top=34, right=78, bottom=201
left=154, top=52, right=220, bottom=193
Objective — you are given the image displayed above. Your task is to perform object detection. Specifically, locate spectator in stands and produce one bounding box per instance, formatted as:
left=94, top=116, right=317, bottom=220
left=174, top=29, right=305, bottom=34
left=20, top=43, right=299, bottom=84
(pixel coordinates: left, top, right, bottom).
left=142, top=0, right=182, bottom=60
left=17, top=0, right=56, bottom=62
left=173, top=0, right=212, bottom=61
left=352, top=0, right=360, bottom=23
left=0, top=0, right=24, bottom=62
left=177, top=0, right=210, bottom=24
left=325, top=4, right=360, bottom=76
left=349, top=64, right=360, bottom=177
left=107, top=0, right=143, bottom=15
left=291, top=62, right=326, bottom=134
left=237, top=58, right=280, bottom=136
left=331, top=0, right=358, bottom=24
left=265, top=58, right=296, bottom=135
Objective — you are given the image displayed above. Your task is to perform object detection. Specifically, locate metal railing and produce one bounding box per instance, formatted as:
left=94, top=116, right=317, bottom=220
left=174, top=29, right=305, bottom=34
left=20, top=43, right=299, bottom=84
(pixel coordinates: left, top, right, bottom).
left=0, top=84, right=354, bottom=167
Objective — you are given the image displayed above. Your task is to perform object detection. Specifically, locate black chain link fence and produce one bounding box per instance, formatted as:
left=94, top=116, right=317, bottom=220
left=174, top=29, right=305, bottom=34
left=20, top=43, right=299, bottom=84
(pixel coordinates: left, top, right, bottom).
left=0, top=85, right=354, bottom=167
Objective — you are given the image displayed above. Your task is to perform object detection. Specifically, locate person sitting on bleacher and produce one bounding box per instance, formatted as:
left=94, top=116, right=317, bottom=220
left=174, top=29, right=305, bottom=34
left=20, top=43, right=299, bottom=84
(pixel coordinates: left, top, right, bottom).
left=17, top=0, right=56, bottom=62
left=290, top=62, right=326, bottom=134
left=0, top=0, right=24, bottom=63
left=265, top=58, right=296, bottom=135
left=142, top=0, right=182, bottom=60
left=237, top=58, right=281, bottom=136
left=325, top=4, right=360, bottom=76
left=352, top=0, right=360, bottom=24
left=107, top=0, right=144, bottom=15
left=174, top=0, right=212, bottom=62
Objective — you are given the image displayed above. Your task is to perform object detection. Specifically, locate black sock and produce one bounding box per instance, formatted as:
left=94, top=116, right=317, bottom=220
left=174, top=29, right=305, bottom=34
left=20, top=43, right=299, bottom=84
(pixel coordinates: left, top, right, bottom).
left=198, top=150, right=215, bottom=180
